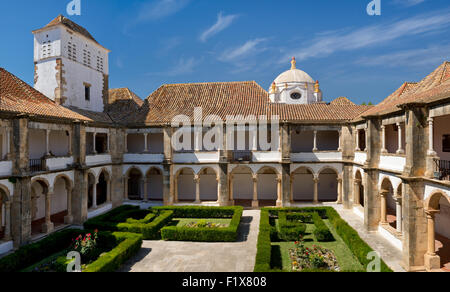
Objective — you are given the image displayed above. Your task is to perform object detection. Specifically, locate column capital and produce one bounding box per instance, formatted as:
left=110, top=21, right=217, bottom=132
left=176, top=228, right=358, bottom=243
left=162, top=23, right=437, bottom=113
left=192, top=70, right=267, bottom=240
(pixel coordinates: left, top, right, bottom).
left=428, top=117, right=434, bottom=123
left=425, top=209, right=439, bottom=218
left=194, top=175, right=200, bottom=183
left=380, top=190, right=389, bottom=197
left=313, top=177, right=319, bottom=183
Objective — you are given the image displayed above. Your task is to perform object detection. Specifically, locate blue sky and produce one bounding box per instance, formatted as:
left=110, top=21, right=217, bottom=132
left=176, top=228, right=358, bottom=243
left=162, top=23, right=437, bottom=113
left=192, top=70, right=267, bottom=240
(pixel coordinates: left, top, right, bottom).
left=0, top=0, right=449, bottom=104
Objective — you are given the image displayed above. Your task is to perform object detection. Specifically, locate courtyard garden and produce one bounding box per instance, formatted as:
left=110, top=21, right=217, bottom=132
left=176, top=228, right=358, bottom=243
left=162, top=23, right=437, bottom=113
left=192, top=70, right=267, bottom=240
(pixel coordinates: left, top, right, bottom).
left=254, top=207, right=393, bottom=272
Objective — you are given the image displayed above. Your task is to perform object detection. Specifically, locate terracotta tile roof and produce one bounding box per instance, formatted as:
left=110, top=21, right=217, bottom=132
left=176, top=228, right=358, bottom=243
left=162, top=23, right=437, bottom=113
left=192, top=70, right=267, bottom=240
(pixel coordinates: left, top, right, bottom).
left=65, top=106, right=114, bottom=124
left=129, top=81, right=370, bottom=125
left=106, top=88, right=143, bottom=124
left=359, top=61, right=450, bottom=119
left=40, top=15, right=99, bottom=45
left=330, top=97, right=356, bottom=106
left=0, top=68, right=91, bottom=121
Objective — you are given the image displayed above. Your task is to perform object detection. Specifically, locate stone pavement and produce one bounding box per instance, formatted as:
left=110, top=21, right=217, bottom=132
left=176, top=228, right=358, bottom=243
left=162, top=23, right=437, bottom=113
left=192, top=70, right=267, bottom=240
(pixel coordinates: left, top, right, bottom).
left=119, top=210, right=260, bottom=272
left=332, top=205, right=405, bottom=272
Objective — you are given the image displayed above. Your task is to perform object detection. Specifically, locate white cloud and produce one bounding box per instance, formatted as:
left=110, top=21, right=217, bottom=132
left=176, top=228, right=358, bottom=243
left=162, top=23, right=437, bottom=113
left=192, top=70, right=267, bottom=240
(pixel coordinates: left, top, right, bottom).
left=281, top=10, right=450, bottom=63
left=200, top=12, right=239, bottom=42
left=165, top=57, right=200, bottom=76
left=356, top=44, right=450, bottom=68
left=392, top=0, right=426, bottom=7
left=137, top=0, right=190, bottom=22
left=219, top=38, right=267, bottom=62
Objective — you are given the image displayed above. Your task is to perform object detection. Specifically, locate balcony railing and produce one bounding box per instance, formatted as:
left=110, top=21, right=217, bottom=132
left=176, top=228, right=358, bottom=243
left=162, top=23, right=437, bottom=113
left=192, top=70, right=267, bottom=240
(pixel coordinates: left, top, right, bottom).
left=435, top=159, right=450, bottom=180
left=233, top=151, right=252, bottom=162
left=29, top=158, right=46, bottom=173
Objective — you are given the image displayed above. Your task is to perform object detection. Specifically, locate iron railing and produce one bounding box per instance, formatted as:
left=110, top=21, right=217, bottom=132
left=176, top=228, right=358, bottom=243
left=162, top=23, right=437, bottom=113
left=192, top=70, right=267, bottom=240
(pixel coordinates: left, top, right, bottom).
left=29, top=158, right=46, bottom=173
left=435, top=159, right=450, bottom=180
left=233, top=151, right=252, bottom=162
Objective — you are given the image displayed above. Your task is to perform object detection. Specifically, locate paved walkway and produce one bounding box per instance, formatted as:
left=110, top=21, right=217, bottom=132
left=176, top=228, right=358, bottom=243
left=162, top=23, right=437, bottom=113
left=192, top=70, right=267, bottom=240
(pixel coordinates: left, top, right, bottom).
left=332, top=205, right=405, bottom=272
left=120, top=210, right=260, bottom=272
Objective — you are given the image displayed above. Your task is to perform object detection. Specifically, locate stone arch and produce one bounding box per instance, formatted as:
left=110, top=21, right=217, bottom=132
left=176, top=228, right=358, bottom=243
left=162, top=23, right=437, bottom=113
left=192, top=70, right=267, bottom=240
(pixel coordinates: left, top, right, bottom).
left=425, top=191, right=450, bottom=270
left=198, top=167, right=218, bottom=201
left=292, top=165, right=315, bottom=177
left=230, top=165, right=254, bottom=204
left=318, top=167, right=338, bottom=202
left=257, top=166, right=278, bottom=203
left=146, top=167, right=164, bottom=201
left=97, top=169, right=110, bottom=206
left=291, top=166, right=315, bottom=202
left=127, top=167, right=144, bottom=201
left=87, top=172, right=97, bottom=208
left=380, top=177, right=397, bottom=229
left=318, top=165, right=341, bottom=178
left=30, top=178, right=51, bottom=235
left=0, top=185, right=11, bottom=241
left=176, top=167, right=196, bottom=202
left=354, top=170, right=364, bottom=207
left=52, top=174, right=72, bottom=226
left=97, top=167, right=111, bottom=182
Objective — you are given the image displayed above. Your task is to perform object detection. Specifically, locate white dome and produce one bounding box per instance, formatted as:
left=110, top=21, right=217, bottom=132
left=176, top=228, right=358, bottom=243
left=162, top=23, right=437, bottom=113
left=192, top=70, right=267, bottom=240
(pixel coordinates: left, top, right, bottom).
left=274, top=68, right=315, bottom=84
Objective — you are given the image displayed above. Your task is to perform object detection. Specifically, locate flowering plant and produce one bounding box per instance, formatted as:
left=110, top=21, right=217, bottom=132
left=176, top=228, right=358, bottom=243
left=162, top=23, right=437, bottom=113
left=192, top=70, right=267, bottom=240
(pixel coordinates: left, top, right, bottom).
left=72, top=230, right=98, bottom=261
left=290, top=236, right=339, bottom=271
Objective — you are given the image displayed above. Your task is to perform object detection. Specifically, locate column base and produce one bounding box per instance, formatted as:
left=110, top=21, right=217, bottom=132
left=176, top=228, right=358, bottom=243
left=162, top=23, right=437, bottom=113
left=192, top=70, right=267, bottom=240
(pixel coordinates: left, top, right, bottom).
left=42, top=222, right=54, bottom=234
left=194, top=200, right=201, bottom=205
left=276, top=200, right=283, bottom=207
left=424, top=253, right=441, bottom=271
left=252, top=200, right=259, bottom=208
left=427, top=150, right=437, bottom=156
left=64, top=215, right=73, bottom=225
left=396, top=150, right=405, bottom=155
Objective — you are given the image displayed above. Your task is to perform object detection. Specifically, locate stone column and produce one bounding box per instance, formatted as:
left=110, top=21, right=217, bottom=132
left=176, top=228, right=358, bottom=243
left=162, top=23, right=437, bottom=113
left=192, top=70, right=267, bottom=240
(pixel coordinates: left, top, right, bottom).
left=92, top=179, right=98, bottom=208
left=229, top=174, right=234, bottom=204
left=354, top=179, right=361, bottom=205
left=381, top=125, right=387, bottom=153
left=144, top=133, right=148, bottom=153
left=313, top=177, right=319, bottom=204
left=143, top=178, right=148, bottom=202
left=194, top=175, right=200, bottom=203
left=42, top=188, right=54, bottom=234
left=45, top=129, right=50, bottom=155
left=395, top=196, right=402, bottom=233
left=396, top=123, right=405, bottom=155
left=427, top=118, right=437, bottom=156
left=290, top=176, right=294, bottom=203
left=68, top=131, right=73, bottom=156
left=106, top=132, right=110, bottom=153
left=174, top=175, right=179, bottom=203
left=252, top=174, right=259, bottom=208
left=424, top=210, right=441, bottom=271
left=64, top=185, right=73, bottom=224
left=6, top=129, right=11, bottom=159
left=337, top=130, right=342, bottom=152
left=107, top=179, right=111, bottom=202
left=124, top=177, right=129, bottom=200
left=313, top=130, right=318, bottom=151
left=336, top=178, right=343, bottom=204
left=4, top=201, right=11, bottom=241
left=125, top=133, right=128, bottom=153
left=380, top=190, right=388, bottom=224
left=355, top=129, right=360, bottom=151
left=93, top=132, right=97, bottom=154
left=276, top=175, right=283, bottom=207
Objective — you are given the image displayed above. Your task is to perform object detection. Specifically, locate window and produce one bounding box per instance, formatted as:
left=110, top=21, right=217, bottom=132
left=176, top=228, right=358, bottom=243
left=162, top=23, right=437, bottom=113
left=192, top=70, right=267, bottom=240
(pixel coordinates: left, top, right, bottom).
left=443, top=135, right=450, bottom=152
left=291, top=92, right=302, bottom=100
left=85, top=86, right=91, bottom=101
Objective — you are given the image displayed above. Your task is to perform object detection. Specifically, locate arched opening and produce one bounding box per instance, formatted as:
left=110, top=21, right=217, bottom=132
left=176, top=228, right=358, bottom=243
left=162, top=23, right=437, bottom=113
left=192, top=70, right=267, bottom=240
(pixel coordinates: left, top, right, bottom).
left=177, top=168, right=195, bottom=202
left=0, top=187, right=10, bottom=241
left=146, top=168, right=163, bottom=201
left=128, top=168, right=143, bottom=200
left=231, top=166, right=253, bottom=207
left=31, top=179, right=49, bottom=235
left=292, top=167, right=314, bottom=202
left=380, top=178, right=397, bottom=229
left=318, top=168, right=338, bottom=202
left=87, top=173, right=96, bottom=209
left=52, top=176, right=70, bottom=228
left=426, top=193, right=450, bottom=271
left=97, top=171, right=109, bottom=206
left=257, top=167, right=278, bottom=207
left=355, top=170, right=364, bottom=207
left=199, top=168, right=218, bottom=201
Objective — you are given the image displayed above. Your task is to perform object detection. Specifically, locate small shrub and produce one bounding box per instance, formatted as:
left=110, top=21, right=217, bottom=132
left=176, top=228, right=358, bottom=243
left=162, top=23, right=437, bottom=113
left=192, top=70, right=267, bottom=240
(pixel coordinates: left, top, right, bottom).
left=312, top=213, right=334, bottom=242
left=278, top=212, right=307, bottom=241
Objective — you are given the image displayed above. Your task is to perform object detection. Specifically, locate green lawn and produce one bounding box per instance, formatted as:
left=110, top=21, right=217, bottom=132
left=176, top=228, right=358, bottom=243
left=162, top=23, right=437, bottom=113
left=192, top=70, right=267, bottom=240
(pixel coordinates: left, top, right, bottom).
left=271, top=219, right=364, bottom=272
left=172, top=218, right=232, bottom=227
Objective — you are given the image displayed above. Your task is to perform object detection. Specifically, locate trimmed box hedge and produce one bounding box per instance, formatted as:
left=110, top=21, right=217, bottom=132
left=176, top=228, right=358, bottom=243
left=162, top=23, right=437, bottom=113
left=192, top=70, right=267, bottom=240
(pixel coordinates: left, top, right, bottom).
left=277, top=212, right=306, bottom=241
left=116, top=210, right=174, bottom=240
left=254, top=207, right=393, bottom=272
left=159, top=206, right=243, bottom=242
left=83, top=205, right=150, bottom=231
left=0, top=229, right=142, bottom=272
left=312, top=212, right=334, bottom=242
